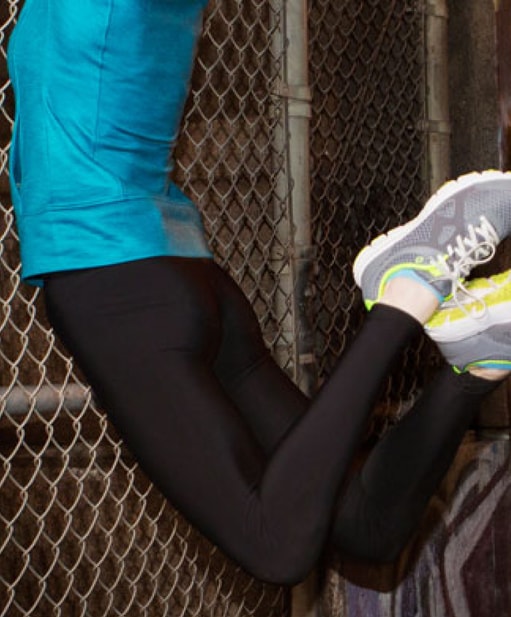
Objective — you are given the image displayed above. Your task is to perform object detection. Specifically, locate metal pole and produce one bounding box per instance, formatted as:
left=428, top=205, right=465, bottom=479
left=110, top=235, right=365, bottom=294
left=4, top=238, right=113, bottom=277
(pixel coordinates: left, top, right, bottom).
left=425, top=0, right=451, bottom=192
left=284, top=0, right=317, bottom=398
left=270, top=0, right=317, bottom=396
left=496, top=0, right=511, bottom=170
left=1, top=384, right=91, bottom=415
left=269, top=0, right=296, bottom=374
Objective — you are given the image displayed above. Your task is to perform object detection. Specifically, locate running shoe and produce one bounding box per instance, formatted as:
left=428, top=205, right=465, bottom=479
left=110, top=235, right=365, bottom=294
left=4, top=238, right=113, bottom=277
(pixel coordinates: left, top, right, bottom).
left=353, top=170, right=511, bottom=310
left=425, top=269, right=511, bottom=372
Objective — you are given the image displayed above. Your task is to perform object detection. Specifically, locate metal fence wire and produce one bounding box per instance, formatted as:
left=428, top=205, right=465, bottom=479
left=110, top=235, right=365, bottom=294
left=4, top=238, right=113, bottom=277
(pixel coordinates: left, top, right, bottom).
left=308, top=0, right=430, bottom=411
left=0, top=0, right=429, bottom=615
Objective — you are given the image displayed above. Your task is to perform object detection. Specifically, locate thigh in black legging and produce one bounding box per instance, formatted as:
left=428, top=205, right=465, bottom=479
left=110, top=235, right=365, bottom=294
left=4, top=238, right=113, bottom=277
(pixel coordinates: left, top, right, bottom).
left=209, top=264, right=309, bottom=453
left=45, top=262, right=258, bottom=498
left=43, top=257, right=309, bottom=575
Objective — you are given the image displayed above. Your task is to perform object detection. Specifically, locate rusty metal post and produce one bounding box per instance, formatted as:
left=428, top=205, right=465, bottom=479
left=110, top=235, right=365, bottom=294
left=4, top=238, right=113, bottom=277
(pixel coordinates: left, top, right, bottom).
left=270, top=0, right=317, bottom=398
left=497, top=0, right=511, bottom=170
left=425, top=0, right=451, bottom=192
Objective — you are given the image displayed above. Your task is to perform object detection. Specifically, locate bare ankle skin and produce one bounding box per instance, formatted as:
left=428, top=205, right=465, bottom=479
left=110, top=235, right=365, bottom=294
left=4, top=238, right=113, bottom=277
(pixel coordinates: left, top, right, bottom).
left=467, top=367, right=511, bottom=382
left=379, top=277, right=440, bottom=325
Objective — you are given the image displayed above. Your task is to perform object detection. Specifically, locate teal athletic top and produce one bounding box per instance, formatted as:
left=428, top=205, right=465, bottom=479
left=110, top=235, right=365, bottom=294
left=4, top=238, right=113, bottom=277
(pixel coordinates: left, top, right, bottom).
left=8, top=0, right=212, bottom=286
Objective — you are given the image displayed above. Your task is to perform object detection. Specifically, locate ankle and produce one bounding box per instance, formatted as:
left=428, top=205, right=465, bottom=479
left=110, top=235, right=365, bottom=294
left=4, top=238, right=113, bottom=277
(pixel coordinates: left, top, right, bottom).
left=467, top=366, right=511, bottom=382
left=379, top=276, right=440, bottom=324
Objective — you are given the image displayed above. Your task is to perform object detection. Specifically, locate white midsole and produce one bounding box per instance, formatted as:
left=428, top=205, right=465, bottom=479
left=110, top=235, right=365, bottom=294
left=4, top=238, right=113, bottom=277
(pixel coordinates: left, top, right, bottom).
left=425, top=301, right=511, bottom=342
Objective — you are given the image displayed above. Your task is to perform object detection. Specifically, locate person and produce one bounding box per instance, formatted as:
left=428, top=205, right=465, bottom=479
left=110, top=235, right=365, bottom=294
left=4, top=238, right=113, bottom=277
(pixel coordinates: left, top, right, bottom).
left=7, top=0, right=511, bottom=585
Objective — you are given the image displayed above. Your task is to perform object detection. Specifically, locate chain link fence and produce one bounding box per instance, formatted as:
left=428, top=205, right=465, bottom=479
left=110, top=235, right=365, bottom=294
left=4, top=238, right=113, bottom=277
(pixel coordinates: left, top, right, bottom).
left=1, top=1, right=290, bottom=615
left=309, top=0, right=431, bottom=423
left=1, top=0, right=431, bottom=615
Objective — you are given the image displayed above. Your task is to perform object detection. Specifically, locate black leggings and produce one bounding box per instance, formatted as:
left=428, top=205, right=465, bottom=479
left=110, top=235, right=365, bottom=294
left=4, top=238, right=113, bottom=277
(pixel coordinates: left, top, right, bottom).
left=44, top=257, right=498, bottom=584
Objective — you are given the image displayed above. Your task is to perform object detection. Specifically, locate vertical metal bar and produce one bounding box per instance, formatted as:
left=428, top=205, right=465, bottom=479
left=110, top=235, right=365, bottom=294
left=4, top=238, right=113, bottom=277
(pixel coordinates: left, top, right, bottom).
left=497, top=0, right=511, bottom=170
left=284, top=0, right=317, bottom=398
left=270, top=0, right=317, bottom=396
left=425, top=0, right=451, bottom=192
left=270, top=0, right=295, bottom=373
left=271, top=1, right=319, bottom=615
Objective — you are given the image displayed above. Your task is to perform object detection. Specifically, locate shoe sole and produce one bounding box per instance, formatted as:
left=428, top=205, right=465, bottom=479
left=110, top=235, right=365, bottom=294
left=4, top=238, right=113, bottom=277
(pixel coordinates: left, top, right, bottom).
left=353, top=170, right=511, bottom=287
left=426, top=301, right=511, bottom=342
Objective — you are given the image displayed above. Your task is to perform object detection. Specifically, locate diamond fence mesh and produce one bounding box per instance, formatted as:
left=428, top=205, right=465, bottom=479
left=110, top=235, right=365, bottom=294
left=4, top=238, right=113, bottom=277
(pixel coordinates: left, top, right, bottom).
left=0, top=0, right=430, bottom=615
left=309, top=0, right=431, bottom=420
left=0, top=1, right=289, bottom=615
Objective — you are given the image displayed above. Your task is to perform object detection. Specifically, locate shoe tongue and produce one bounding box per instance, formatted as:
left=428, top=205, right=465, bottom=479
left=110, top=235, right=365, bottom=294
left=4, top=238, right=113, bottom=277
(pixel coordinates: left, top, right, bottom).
left=429, top=277, right=452, bottom=301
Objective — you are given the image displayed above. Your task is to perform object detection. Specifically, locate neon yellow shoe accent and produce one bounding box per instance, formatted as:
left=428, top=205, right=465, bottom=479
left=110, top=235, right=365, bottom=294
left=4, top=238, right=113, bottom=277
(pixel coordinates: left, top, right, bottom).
left=427, top=269, right=511, bottom=330
left=426, top=269, right=511, bottom=372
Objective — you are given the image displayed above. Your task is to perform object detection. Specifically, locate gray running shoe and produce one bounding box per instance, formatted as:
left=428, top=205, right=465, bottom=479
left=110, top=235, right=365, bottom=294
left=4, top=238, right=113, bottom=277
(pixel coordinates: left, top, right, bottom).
left=353, top=170, right=511, bottom=309
left=425, top=270, right=511, bottom=372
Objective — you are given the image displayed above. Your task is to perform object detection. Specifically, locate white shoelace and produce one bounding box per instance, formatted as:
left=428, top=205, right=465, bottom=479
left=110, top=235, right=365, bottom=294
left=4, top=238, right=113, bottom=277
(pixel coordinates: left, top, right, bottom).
left=434, top=215, right=499, bottom=318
